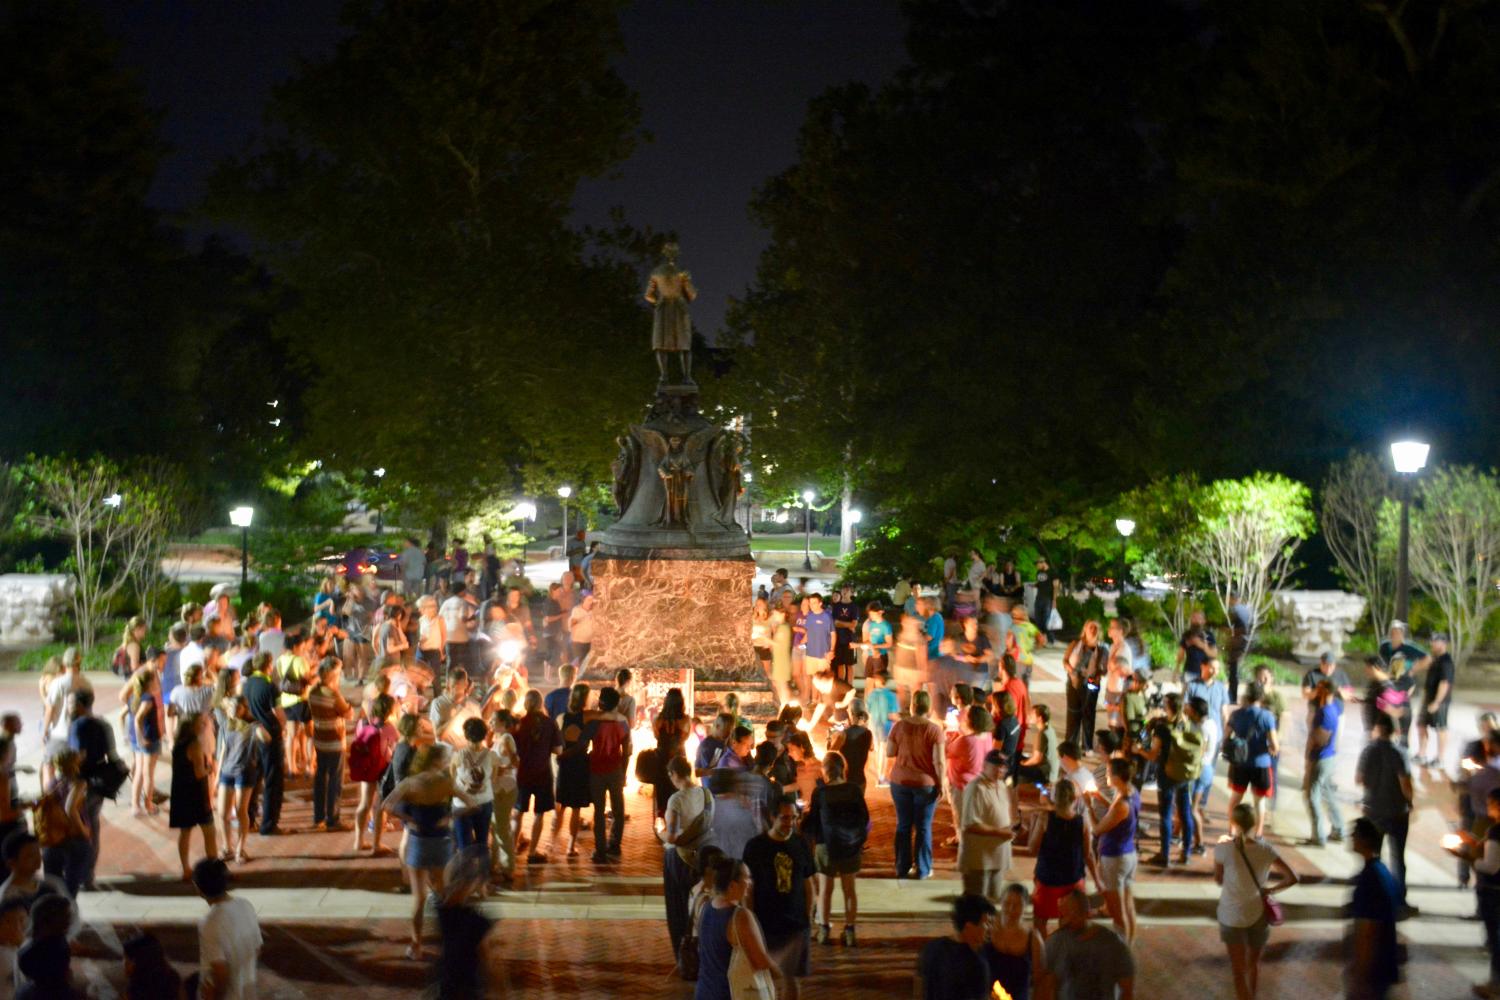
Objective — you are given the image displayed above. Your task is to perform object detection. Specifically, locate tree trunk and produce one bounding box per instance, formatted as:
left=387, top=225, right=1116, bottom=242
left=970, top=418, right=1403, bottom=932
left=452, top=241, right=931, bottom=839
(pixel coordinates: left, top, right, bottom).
left=839, top=477, right=855, bottom=557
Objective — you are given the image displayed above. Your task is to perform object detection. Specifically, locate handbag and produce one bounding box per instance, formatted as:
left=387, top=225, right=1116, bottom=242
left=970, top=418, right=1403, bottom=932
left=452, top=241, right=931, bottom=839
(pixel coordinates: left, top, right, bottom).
left=677, top=892, right=707, bottom=981
left=1237, top=837, right=1285, bottom=926
left=1048, top=606, right=1064, bottom=631
left=634, top=747, right=659, bottom=784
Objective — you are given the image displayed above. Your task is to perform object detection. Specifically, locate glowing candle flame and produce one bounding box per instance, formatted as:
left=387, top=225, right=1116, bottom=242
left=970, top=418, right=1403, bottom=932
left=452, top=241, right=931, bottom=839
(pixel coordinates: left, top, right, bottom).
left=992, top=982, right=1014, bottom=1000
left=1442, top=833, right=1464, bottom=851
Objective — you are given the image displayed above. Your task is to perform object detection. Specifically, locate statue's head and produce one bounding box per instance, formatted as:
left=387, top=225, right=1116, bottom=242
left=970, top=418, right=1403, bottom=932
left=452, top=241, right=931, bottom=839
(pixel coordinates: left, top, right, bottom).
left=660, top=241, right=680, bottom=263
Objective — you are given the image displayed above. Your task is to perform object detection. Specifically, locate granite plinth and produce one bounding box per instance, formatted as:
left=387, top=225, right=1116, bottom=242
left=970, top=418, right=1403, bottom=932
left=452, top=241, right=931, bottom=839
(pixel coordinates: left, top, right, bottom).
left=590, top=557, right=754, bottom=670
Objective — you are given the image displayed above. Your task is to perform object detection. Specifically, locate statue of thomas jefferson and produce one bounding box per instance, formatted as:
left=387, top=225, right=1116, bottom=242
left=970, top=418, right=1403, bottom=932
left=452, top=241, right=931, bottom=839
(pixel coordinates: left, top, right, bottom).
left=644, top=241, right=697, bottom=385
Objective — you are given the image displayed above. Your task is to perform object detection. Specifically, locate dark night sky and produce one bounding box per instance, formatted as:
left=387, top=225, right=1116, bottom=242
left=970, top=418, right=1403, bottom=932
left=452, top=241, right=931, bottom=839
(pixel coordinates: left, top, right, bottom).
left=93, top=0, right=909, bottom=336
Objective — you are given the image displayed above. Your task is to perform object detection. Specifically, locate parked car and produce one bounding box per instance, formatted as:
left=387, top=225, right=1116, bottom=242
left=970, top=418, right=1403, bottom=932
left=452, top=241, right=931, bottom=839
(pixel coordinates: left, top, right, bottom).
left=319, top=545, right=401, bottom=583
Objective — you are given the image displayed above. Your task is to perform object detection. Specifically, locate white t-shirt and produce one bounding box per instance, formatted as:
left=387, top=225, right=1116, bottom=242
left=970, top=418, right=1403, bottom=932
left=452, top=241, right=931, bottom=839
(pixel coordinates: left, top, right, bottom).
left=45, top=672, right=92, bottom=740
left=439, top=596, right=473, bottom=643
left=492, top=733, right=518, bottom=795
left=569, top=604, right=595, bottom=644
left=453, top=746, right=497, bottom=805
left=180, top=642, right=206, bottom=675
left=171, top=684, right=215, bottom=719
left=957, top=777, right=1012, bottom=873
left=199, top=896, right=262, bottom=1000
left=666, top=785, right=711, bottom=861
left=1214, top=837, right=1278, bottom=927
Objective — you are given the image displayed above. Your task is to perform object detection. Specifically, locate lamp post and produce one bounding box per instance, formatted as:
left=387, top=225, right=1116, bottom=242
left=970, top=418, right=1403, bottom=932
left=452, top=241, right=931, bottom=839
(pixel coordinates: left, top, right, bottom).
left=229, top=506, right=254, bottom=589
left=1115, top=518, right=1135, bottom=600
left=802, top=489, right=816, bottom=571
left=515, top=501, right=537, bottom=567
left=372, top=467, right=386, bottom=535
left=742, top=471, right=753, bottom=538
left=848, top=508, right=863, bottom=547
left=1390, top=440, right=1430, bottom=623
left=557, top=485, right=572, bottom=564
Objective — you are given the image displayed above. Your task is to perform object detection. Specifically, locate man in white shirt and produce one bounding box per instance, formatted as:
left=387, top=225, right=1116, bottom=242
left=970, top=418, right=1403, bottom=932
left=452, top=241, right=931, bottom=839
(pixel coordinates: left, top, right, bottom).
left=180, top=625, right=207, bottom=676
left=195, top=857, right=262, bottom=1000
left=958, top=750, right=1015, bottom=902
left=397, top=536, right=426, bottom=597
left=42, top=649, right=91, bottom=745
left=439, top=583, right=477, bottom=680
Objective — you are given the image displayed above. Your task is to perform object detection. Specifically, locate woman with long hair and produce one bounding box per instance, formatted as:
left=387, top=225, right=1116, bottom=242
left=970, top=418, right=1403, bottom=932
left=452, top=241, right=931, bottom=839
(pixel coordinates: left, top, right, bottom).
left=555, top=683, right=593, bottom=857
left=169, top=713, right=218, bottom=880
left=1062, top=620, right=1106, bottom=751
left=888, top=689, right=945, bottom=880
left=943, top=705, right=994, bottom=849
left=785, top=731, right=824, bottom=806
left=751, top=598, right=774, bottom=686
left=380, top=743, right=478, bottom=960
left=1090, top=756, right=1141, bottom=944
left=769, top=597, right=794, bottom=707
left=1215, top=802, right=1298, bottom=1000
left=216, top=695, right=268, bottom=864
left=1104, top=618, right=1135, bottom=733
left=1026, top=778, right=1099, bottom=938
left=652, top=687, right=693, bottom=820
left=129, top=669, right=164, bottom=816
left=113, top=616, right=147, bottom=679
left=372, top=604, right=410, bottom=688
left=983, top=882, right=1044, bottom=1000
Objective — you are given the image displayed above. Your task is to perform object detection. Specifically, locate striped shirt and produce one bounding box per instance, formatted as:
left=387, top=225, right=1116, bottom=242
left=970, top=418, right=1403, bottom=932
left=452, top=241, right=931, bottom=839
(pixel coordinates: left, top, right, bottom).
left=308, top=684, right=351, bottom=753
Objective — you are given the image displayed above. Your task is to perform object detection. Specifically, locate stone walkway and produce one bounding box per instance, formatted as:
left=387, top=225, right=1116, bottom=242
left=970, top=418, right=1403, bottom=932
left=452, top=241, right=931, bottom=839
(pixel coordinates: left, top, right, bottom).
left=1, top=646, right=1492, bottom=997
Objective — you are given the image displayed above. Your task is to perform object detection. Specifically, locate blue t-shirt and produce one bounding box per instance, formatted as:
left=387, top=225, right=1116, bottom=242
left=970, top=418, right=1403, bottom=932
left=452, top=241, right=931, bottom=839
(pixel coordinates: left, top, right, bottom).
left=924, top=614, right=945, bottom=659
left=1313, top=701, right=1341, bottom=759
left=695, top=736, right=725, bottom=772
left=1229, top=705, right=1277, bottom=768
left=865, top=619, right=893, bottom=651
left=543, top=687, right=570, bottom=722
left=1186, top=679, right=1229, bottom=729
left=865, top=687, right=900, bottom=739
left=803, top=610, right=834, bottom=659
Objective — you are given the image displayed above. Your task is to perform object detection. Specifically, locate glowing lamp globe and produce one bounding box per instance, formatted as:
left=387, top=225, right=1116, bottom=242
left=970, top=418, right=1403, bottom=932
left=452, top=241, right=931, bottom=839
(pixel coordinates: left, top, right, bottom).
left=1115, top=518, right=1136, bottom=538
left=1390, top=440, right=1429, bottom=475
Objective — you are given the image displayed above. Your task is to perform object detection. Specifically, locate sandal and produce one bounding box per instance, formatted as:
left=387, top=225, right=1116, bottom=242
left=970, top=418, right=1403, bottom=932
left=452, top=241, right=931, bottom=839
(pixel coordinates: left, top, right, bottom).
left=404, top=945, right=423, bottom=961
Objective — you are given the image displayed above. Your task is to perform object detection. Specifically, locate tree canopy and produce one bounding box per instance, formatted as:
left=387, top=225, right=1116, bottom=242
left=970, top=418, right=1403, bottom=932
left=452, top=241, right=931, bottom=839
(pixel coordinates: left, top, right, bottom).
left=207, top=0, right=656, bottom=523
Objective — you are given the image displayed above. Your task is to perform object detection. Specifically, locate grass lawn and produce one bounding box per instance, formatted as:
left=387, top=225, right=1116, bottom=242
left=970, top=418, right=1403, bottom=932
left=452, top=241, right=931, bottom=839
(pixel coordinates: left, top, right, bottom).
left=749, top=535, right=841, bottom=554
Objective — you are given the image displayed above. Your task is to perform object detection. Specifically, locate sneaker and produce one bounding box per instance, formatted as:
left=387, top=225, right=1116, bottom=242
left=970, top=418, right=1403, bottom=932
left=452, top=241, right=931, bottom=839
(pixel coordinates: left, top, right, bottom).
left=1191, top=844, right=1207, bottom=857
left=841, top=926, right=857, bottom=948
left=817, top=924, right=831, bottom=945
left=591, top=853, right=609, bottom=864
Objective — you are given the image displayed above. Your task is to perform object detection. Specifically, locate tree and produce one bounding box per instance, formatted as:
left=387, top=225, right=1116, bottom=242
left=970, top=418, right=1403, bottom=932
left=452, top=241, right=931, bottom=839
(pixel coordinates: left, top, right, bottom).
left=1122, top=475, right=1207, bottom=640
left=24, top=456, right=179, bottom=652
left=1187, top=473, right=1315, bottom=652
left=1320, top=453, right=1399, bottom=637
left=207, top=0, right=650, bottom=522
left=1409, top=466, right=1500, bottom=671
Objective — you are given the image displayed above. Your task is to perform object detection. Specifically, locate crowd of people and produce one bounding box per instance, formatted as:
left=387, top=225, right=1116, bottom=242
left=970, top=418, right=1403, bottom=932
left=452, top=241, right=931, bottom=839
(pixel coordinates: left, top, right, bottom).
left=0, top=533, right=1487, bottom=998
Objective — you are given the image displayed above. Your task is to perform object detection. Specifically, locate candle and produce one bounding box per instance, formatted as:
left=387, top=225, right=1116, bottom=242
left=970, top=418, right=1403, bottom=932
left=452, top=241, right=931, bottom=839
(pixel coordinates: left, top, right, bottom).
left=1442, top=833, right=1464, bottom=851
left=1463, top=759, right=1482, bottom=773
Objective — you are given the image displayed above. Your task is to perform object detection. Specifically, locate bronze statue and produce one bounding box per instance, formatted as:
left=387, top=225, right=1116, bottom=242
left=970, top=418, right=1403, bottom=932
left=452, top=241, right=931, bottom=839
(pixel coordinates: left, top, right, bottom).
left=644, top=241, right=697, bottom=385
left=707, top=431, right=746, bottom=526
left=610, top=433, right=641, bottom=517
left=637, top=425, right=717, bottom=527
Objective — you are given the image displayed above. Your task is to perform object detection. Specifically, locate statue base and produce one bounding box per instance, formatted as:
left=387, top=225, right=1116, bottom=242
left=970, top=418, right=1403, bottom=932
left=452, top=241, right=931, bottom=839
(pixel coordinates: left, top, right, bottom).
left=589, top=556, right=755, bottom=670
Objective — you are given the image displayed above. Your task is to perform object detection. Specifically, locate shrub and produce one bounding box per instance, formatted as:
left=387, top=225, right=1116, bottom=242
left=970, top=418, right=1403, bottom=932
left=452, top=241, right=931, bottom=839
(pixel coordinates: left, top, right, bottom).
left=1144, top=629, right=1177, bottom=669
left=1116, top=593, right=1159, bottom=625
left=1251, top=630, right=1295, bottom=659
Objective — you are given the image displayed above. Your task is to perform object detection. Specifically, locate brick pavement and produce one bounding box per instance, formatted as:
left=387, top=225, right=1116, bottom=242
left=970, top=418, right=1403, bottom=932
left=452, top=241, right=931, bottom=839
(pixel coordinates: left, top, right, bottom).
left=1, top=654, right=1494, bottom=997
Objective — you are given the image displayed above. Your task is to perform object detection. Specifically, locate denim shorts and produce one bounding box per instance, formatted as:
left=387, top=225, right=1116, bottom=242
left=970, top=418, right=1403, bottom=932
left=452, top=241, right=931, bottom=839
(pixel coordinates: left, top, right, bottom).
left=218, top=772, right=254, bottom=790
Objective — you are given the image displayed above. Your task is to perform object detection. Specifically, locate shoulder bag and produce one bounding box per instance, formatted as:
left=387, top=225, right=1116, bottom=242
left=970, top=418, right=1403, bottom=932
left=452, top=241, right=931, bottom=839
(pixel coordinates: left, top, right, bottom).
left=1236, top=837, right=1285, bottom=926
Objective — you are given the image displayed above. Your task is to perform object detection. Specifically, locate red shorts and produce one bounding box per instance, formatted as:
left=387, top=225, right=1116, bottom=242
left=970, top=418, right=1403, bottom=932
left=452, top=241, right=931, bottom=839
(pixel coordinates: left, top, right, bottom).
left=1228, top=763, right=1275, bottom=798
left=1032, top=879, right=1085, bottom=921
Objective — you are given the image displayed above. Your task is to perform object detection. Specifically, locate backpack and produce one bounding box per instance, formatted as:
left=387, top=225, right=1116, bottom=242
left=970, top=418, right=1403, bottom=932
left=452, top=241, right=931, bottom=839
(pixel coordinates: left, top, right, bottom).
left=348, top=721, right=387, bottom=784
left=111, top=646, right=132, bottom=678
left=457, top=748, right=490, bottom=797
left=1165, top=723, right=1206, bottom=783
left=1222, top=728, right=1250, bottom=767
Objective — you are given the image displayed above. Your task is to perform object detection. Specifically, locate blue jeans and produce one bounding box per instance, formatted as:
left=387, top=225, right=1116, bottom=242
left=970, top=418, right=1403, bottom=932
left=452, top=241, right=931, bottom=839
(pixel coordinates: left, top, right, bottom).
left=891, top=783, right=939, bottom=878
left=43, top=837, right=90, bottom=898
left=1159, top=776, right=1194, bottom=860
left=454, top=801, right=494, bottom=851
left=1305, top=755, right=1344, bottom=844
left=313, top=749, right=343, bottom=826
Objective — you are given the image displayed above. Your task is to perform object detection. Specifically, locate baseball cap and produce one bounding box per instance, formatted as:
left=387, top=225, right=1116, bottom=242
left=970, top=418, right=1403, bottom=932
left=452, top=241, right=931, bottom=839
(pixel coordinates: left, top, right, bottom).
left=1432, top=631, right=1450, bottom=642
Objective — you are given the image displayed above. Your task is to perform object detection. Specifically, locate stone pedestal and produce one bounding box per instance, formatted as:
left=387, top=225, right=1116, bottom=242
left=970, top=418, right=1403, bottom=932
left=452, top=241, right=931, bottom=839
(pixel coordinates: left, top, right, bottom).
left=0, top=574, right=75, bottom=643
left=590, top=557, right=755, bottom=671
left=593, top=382, right=756, bottom=676
left=1272, top=590, right=1367, bottom=663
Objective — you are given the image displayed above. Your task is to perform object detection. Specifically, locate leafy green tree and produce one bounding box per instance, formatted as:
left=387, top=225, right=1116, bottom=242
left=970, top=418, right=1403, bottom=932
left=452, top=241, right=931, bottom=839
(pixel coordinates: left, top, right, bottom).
left=1121, top=475, right=1207, bottom=639
left=1410, top=466, right=1500, bottom=670
left=208, top=0, right=650, bottom=523
left=1187, top=473, right=1315, bottom=652
left=1320, top=453, right=1400, bottom=637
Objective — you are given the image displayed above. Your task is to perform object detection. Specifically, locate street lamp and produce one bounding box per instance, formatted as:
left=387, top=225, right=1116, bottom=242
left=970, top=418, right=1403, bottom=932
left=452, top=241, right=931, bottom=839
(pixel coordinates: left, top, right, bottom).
left=558, top=485, right=572, bottom=555
left=229, top=506, right=254, bottom=589
left=1390, top=439, right=1430, bottom=623
left=1115, top=518, right=1135, bottom=597
left=372, top=467, right=386, bottom=535
left=515, top=501, right=537, bottom=567
left=802, top=489, right=816, bottom=571
left=848, top=508, right=863, bottom=547
left=742, top=471, right=753, bottom=536
left=103, top=493, right=123, bottom=509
